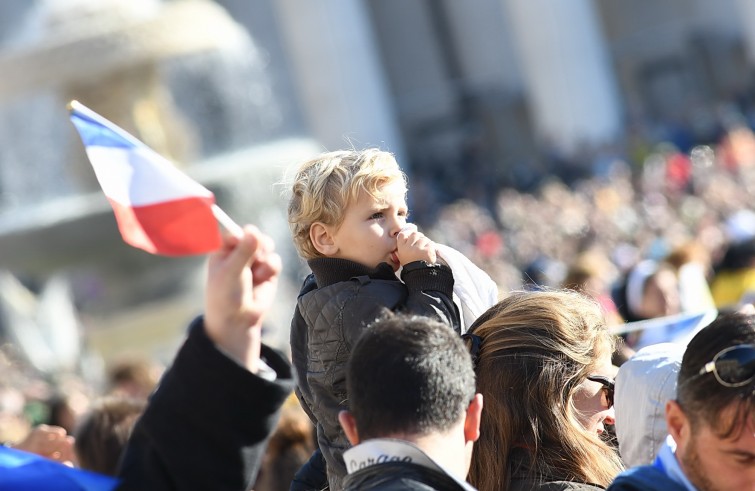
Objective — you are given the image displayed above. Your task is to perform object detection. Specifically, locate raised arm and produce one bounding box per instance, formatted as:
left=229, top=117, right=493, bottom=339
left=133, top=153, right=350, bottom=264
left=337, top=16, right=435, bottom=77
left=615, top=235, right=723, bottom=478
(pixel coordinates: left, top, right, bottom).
left=118, top=226, right=293, bottom=491
left=204, top=225, right=281, bottom=371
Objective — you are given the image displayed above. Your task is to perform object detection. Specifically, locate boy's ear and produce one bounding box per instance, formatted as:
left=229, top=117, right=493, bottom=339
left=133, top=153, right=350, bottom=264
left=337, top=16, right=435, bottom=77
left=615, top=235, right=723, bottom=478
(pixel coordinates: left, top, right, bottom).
left=310, top=222, right=338, bottom=256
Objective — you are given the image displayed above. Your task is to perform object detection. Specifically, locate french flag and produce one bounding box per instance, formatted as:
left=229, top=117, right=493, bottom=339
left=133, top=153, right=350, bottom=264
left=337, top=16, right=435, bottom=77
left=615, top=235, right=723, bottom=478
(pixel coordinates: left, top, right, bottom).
left=69, top=101, right=223, bottom=256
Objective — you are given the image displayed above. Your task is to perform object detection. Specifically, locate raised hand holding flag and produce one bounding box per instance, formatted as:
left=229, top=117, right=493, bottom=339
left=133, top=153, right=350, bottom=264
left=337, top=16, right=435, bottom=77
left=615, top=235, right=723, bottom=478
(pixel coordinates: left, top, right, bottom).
left=68, top=101, right=241, bottom=255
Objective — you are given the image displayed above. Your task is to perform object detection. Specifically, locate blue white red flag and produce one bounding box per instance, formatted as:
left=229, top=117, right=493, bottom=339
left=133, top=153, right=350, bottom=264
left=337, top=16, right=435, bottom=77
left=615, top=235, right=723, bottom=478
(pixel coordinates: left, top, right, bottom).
left=68, top=101, right=223, bottom=256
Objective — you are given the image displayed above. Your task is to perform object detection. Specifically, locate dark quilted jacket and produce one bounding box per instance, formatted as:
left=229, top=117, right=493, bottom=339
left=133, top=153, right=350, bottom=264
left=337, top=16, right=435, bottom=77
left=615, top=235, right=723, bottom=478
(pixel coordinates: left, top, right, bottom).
left=290, top=257, right=459, bottom=490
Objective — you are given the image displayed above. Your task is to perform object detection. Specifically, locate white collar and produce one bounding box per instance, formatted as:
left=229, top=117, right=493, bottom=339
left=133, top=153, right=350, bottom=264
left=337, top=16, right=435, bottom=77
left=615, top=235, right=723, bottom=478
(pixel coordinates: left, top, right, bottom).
left=343, top=438, right=475, bottom=490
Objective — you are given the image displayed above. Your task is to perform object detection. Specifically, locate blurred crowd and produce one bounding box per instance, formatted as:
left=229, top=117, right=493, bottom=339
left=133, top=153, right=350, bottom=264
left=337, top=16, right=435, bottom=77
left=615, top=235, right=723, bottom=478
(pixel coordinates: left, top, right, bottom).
left=4, top=114, right=755, bottom=489
left=429, top=121, right=755, bottom=328
left=0, top=351, right=161, bottom=470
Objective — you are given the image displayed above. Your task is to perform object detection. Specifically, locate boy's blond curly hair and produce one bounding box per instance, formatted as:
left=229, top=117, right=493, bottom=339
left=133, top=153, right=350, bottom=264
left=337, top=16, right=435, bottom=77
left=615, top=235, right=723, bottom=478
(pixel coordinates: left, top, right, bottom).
left=287, top=148, right=407, bottom=259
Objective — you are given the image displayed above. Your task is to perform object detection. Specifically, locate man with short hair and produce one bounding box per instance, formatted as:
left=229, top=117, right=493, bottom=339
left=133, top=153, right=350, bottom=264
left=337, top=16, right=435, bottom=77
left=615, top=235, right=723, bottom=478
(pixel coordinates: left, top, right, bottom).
left=337, top=315, right=483, bottom=490
left=609, top=312, right=755, bottom=491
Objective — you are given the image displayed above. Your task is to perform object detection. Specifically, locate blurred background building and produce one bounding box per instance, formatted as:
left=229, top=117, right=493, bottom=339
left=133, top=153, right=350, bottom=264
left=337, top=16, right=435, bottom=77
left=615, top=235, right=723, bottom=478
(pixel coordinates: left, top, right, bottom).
left=1, top=0, right=755, bottom=384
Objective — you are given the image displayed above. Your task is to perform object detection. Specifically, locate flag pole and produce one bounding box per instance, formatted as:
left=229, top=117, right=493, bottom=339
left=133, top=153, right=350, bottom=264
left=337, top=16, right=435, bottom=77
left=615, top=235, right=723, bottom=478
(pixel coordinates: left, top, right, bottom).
left=212, top=205, right=244, bottom=238
left=69, top=100, right=245, bottom=241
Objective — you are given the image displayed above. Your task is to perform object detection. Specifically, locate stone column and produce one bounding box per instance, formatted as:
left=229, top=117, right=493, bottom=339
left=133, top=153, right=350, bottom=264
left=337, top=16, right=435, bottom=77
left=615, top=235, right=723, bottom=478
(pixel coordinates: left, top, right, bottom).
left=440, top=0, right=523, bottom=94
left=502, top=0, right=622, bottom=155
left=734, top=0, right=755, bottom=65
left=273, top=0, right=405, bottom=161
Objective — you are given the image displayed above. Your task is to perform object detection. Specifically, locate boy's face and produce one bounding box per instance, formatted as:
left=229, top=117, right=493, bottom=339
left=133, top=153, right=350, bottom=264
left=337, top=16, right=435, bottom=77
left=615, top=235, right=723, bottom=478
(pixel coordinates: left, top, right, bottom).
left=327, top=180, right=408, bottom=270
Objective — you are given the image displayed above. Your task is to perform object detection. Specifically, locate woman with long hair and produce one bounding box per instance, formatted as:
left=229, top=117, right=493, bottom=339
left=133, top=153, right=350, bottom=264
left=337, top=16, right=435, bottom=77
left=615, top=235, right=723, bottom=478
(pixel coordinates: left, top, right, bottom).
left=466, top=290, right=624, bottom=491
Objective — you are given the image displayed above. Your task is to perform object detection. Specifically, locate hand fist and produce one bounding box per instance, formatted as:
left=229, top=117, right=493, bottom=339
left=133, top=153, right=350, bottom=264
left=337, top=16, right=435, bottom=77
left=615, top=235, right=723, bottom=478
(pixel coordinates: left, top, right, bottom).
left=396, top=224, right=437, bottom=265
left=204, top=225, right=282, bottom=372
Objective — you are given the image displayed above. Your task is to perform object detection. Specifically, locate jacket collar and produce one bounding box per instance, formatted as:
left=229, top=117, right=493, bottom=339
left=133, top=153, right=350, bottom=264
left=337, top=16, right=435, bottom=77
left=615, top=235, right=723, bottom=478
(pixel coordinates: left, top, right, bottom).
left=307, top=257, right=397, bottom=287
left=343, top=438, right=475, bottom=491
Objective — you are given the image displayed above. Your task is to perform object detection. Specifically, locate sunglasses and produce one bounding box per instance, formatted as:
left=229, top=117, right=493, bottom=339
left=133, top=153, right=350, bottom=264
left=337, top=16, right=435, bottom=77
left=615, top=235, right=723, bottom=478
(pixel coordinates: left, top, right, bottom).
left=698, top=344, right=755, bottom=387
left=462, top=333, right=482, bottom=367
left=586, top=375, right=615, bottom=409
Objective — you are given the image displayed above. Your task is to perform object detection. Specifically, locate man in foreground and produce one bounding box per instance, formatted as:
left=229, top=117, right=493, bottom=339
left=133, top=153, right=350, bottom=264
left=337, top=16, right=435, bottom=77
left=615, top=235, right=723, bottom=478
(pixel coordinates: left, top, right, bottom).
left=337, top=315, right=483, bottom=490
left=609, top=312, right=755, bottom=491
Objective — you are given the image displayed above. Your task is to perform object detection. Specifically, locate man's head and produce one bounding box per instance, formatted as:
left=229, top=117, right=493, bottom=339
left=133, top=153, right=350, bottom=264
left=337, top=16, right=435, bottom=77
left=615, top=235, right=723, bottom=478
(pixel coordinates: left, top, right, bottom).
left=666, top=312, right=755, bottom=491
left=287, top=149, right=407, bottom=265
left=339, top=315, right=482, bottom=473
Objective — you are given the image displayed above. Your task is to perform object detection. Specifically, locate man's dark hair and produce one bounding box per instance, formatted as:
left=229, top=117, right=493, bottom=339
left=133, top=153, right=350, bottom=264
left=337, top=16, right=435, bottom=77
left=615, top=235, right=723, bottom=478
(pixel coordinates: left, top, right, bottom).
left=678, top=312, right=755, bottom=437
left=346, top=314, right=475, bottom=440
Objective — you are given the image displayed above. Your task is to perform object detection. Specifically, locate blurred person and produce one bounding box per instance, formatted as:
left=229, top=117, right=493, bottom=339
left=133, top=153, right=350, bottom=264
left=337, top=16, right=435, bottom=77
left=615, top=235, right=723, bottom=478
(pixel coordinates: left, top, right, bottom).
left=562, top=251, right=623, bottom=327
left=0, top=385, right=31, bottom=446
left=613, top=245, right=717, bottom=350
left=74, top=396, right=146, bottom=476
left=466, top=290, right=624, bottom=491
left=663, top=148, right=692, bottom=194
left=46, top=388, right=90, bottom=435
left=710, top=237, right=755, bottom=311
left=338, top=314, right=481, bottom=490
left=563, top=252, right=631, bottom=365
left=522, top=256, right=565, bottom=291
left=609, top=312, right=755, bottom=490
left=286, top=149, right=460, bottom=490
left=254, top=395, right=316, bottom=491
left=613, top=260, right=681, bottom=325
left=717, top=123, right=755, bottom=170
left=0, top=358, right=76, bottom=466
left=664, top=242, right=714, bottom=314
left=613, top=343, right=684, bottom=467
left=107, top=356, right=164, bottom=400
left=612, top=260, right=684, bottom=350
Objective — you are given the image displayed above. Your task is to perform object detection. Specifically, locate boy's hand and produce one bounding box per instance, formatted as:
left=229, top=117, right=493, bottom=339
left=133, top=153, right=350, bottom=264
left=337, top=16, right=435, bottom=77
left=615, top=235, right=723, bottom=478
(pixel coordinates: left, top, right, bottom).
left=204, top=225, right=282, bottom=373
left=396, top=224, right=437, bottom=265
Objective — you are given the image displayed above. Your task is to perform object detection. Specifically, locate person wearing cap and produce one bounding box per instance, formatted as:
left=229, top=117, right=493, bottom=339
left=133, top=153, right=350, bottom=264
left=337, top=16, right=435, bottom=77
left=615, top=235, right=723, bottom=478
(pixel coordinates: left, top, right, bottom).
left=609, top=312, right=755, bottom=491
left=613, top=343, right=684, bottom=468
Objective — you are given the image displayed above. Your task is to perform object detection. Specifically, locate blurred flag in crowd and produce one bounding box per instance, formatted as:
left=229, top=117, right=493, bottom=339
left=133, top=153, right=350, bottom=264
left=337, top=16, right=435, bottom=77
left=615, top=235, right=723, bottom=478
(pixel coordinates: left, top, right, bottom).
left=611, top=309, right=718, bottom=349
left=0, top=446, right=118, bottom=490
left=68, top=101, right=222, bottom=256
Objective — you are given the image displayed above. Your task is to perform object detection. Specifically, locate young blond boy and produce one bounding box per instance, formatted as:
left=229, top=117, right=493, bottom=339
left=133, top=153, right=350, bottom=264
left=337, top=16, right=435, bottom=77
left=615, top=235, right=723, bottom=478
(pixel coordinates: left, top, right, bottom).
left=287, top=149, right=460, bottom=490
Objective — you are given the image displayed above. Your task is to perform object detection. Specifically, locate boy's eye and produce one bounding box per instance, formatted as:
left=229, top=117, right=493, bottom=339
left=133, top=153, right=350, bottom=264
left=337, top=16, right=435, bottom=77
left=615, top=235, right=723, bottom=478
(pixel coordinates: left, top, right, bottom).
left=399, top=210, right=410, bottom=219
left=369, top=212, right=384, bottom=220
